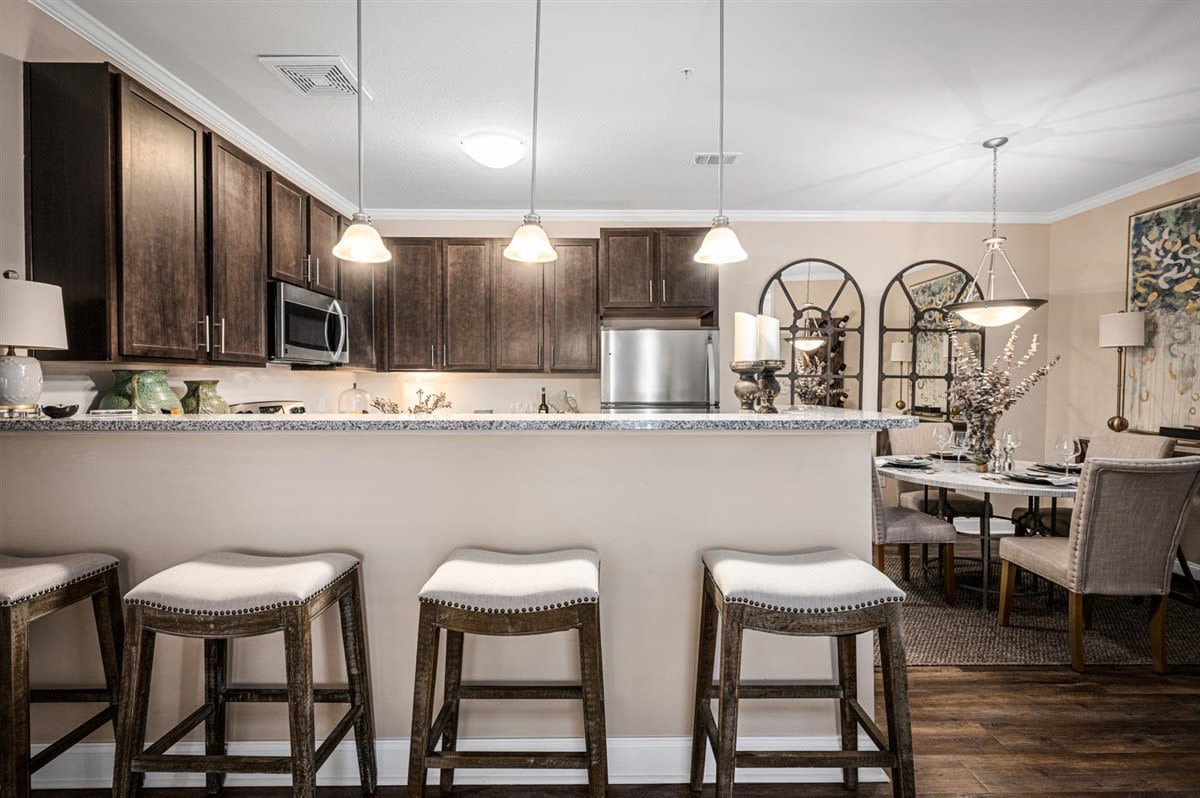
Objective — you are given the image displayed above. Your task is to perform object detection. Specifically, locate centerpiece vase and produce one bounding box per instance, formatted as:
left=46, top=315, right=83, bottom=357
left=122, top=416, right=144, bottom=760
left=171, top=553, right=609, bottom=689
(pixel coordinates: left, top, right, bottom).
left=181, top=380, right=230, bottom=414
left=963, top=410, right=999, bottom=471
left=98, top=369, right=183, bottom=415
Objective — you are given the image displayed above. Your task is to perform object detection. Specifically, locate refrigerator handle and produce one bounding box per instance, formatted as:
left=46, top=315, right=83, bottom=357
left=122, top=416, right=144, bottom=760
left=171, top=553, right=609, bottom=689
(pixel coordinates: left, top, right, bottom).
left=705, top=333, right=716, bottom=406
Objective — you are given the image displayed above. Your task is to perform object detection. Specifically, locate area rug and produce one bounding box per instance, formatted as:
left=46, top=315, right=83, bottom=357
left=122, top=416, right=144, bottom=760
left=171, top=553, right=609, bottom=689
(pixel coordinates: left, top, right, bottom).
left=877, top=545, right=1200, bottom=666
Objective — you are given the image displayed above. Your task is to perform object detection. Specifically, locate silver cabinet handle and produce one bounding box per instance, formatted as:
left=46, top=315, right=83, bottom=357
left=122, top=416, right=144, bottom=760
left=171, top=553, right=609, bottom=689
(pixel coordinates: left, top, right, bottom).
left=430, top=343, right=435, bottom=367
left=662, top=279, right=666, bottom=302
left=197, top=315, right=211, bottom=353
left=214, top=317, right=226, bottom=354
left=314, top=257, right=320, bottom=286
left=442, top=343, right=447, bottom=367
left=649, top=279, right=653, bottom=303
left=303, top=255, right=312, bottom=282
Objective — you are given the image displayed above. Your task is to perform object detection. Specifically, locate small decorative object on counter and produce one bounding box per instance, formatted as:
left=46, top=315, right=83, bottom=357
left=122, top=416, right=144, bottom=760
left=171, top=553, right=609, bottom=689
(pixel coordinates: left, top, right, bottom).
left=730, top=360, right=764, bottom=412
left=180, top=380, right=230, bottom=415
left=549, top=390, right=580, bottom=414
left=538, top=387, right=550, bottom=414
left=338, top=382, right=372, bottom=414
left=0, top=270, right=68, bottom=414
left=949, top=324, right=1059, bottom=471
left=755, top=359, right=786, bottom=414
left=370, top=396, right=402, bottom=414
left=40, top=404, right=78, bottom=419
left=371, top=389, right=453, bottom=415
left=98, top=369, right=183, bottom=415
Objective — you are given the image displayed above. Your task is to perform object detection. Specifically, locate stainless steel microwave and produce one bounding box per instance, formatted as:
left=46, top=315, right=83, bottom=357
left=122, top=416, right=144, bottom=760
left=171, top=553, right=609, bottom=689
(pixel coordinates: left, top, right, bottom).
left=270, top=282, right=350, bottom=365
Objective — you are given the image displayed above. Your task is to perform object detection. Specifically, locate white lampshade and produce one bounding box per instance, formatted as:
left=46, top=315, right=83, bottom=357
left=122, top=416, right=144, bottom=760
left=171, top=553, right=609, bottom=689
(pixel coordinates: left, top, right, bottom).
left=332, top=216, right=392, bottom=263
left=504, top=217, right=558, bottom=263
left=1098, top=311, right=1146, bottom=349
left=0, top=275, right=67, bottom=350
left=694, top=219, right=747, bottom=264
left=889, top=342, right=911, bottom=362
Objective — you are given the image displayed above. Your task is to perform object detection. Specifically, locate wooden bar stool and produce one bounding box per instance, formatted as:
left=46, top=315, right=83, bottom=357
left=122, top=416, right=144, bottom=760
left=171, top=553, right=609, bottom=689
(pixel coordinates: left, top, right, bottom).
left=110, top=552, right=376, bottom=798
left=407, top=548, right=608, bottom=798
left=689, top=548, right=915, bottom=798
left=1, top=553, right=124, bottom=798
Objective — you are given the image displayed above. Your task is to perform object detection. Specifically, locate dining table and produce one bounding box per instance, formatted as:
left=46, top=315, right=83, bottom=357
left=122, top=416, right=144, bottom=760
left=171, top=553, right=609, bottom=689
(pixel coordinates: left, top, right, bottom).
left=875, top=457, right=1078, bottom=610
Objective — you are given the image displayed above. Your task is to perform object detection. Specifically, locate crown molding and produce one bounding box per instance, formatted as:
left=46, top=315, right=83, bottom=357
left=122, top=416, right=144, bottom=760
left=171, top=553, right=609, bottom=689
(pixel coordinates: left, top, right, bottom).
left=367, top=208, right=1047, bottom=224
left=1042, top=156, right=1200, bottom=223
left=27, top=0, right=358, bottom=217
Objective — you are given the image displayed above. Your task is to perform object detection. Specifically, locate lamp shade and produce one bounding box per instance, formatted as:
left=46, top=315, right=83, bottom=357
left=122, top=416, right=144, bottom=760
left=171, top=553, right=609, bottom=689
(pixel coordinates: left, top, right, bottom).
left=889, top=342, right=911, bottom=362
left=0, top=276, right=67, bottom=349
left=1098, top=311, right=1145, bottom=349
left=694, top=221, right=747, bottom=264
left=503, top=219, right=558, bottom=263
left=332, top=219, right=392, bottom=263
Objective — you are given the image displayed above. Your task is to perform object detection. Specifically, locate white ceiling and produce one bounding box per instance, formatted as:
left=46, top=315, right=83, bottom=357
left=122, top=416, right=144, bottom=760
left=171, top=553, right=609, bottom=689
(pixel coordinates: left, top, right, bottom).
left=17, top=0, right=1200, bottom=216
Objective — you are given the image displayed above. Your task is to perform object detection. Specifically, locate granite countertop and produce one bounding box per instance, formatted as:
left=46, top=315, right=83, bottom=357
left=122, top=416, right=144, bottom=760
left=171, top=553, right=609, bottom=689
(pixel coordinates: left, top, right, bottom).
left=0, top=407, right=917, bottom=432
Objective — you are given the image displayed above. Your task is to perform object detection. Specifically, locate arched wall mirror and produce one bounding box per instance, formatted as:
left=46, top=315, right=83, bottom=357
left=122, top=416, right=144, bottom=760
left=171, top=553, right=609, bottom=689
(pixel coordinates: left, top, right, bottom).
left=878, top=260, right=985, bottom=421
left=758, top=258, right=864, bottom=408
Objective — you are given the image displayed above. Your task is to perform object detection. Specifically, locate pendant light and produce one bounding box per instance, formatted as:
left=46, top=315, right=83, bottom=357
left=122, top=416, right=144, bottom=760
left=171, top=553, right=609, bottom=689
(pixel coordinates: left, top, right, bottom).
left=945, top=137, right=1045, bottom=327
left=332, top=0, right=391, bottom=264
left=789, top=262, right=825, bottom=352
left=504, top=0, right=557, bottom=263
left=694, top=0, right=747, bottom=265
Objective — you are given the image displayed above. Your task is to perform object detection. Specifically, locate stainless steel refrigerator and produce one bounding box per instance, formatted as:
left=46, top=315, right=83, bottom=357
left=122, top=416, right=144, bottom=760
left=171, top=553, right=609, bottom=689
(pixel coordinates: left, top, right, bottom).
left=600, top=328, right=719, bottom=413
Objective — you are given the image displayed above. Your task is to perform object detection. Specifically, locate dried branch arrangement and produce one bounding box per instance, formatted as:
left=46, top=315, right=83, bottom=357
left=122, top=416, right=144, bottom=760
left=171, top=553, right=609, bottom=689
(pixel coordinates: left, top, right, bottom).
left=949, top=324, right=1060, bottom=416
left=369, top=389, right=453, bottom=415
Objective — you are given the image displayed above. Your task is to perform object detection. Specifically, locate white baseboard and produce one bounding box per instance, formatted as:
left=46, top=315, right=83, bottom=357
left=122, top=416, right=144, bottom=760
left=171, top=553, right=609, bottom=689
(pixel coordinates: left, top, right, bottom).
left=32, top=736, right=887, bottom=788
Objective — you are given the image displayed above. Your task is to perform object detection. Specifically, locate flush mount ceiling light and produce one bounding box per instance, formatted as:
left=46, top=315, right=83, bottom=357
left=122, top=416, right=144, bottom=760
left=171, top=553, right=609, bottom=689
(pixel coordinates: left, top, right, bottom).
left=945, top=137, right=1045, bottom=327
left=459, top=132, right=526, bottom=169
left=504, top=0, right=557, bottom=263
left=694, top=0, right=747, bottom=265
left=332, top=0, right=391, bottom=264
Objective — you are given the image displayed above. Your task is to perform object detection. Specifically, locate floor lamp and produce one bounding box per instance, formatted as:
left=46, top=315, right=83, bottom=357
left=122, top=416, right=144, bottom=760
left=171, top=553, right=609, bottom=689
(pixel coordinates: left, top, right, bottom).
left=1098, top=310, right=1145, bottom=432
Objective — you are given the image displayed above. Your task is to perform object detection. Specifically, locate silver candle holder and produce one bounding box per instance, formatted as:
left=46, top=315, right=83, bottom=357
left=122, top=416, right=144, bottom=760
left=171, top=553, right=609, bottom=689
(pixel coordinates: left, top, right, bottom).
left=730, top=360, right=786, bottom=413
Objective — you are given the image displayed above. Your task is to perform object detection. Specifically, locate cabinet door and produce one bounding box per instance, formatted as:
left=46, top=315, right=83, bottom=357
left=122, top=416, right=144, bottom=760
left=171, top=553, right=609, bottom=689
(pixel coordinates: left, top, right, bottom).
left=442, top=239, right=492, bottom=371
left=338, top=218, right=379, bottom=371
left=547, top=239, right=599, bottom=372
left=493, top=249, right=544, bottom=371
left=387, top=239, right=440, bottom=370
left=599, top=229, right=655, bottom=309
left=269, top=174, right=308, bottom=286
left=118, top=78, right=206, bottom=360
left=307, top=198, right=340, bottom=296
left=659, top=228, right=715, bottom=308
left=208, top=135, right=268, bottom=364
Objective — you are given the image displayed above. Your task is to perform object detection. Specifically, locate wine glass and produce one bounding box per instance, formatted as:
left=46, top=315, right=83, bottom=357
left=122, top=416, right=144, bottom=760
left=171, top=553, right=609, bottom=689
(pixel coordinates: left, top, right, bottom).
left=952, top=431, right=967, bottom=464
left=1053, top=434, right=1081, bottom=471
left=933, top=426, right=951, bottom=459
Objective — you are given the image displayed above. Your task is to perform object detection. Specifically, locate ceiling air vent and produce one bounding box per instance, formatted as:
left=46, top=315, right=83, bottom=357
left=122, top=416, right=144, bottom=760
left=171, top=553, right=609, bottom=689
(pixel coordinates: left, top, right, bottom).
left=258, top=55, right=373, bottom=99
left=690, top=152, right=741, bottom=166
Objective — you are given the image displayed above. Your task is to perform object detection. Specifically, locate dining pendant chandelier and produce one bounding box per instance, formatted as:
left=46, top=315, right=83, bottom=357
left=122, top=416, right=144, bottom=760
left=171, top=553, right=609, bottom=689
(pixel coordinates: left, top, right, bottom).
left=332, top=0, right=391, bottom=263
left=694, top=0, right=747, bottom=265
left=945, top=137, right=1045, bottom=327
left=504, top=0, right=557, bottom=263
left=790, top=261, right=825, bottom=352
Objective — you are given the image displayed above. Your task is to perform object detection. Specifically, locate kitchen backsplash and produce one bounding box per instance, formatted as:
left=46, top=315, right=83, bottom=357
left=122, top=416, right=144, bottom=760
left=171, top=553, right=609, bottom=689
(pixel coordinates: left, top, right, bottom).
left=39, top=362, right=602, bottom=414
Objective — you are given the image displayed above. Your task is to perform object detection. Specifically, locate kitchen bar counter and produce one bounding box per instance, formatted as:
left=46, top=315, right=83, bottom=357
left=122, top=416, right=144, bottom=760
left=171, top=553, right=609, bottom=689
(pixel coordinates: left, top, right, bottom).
left=0, top=407, right=914, bottom=432
left=3, top=408, right=908, bottom=786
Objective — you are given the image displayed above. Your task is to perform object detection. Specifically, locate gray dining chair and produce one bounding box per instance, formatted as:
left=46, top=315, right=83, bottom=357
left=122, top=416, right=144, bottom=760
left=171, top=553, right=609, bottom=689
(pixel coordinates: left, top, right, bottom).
left=1012, top=429, right=1176, bottom=535
left=872, top=464, right=957, bottom=603
left=887, top=423, right=986, bottom=519
left=997, top=456, right=1200, bottom=673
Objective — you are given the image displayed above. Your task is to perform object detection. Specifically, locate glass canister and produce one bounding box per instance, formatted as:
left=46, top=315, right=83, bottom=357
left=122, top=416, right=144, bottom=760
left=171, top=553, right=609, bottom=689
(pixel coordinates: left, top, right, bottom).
left=338, top=382, right=372, bottom=414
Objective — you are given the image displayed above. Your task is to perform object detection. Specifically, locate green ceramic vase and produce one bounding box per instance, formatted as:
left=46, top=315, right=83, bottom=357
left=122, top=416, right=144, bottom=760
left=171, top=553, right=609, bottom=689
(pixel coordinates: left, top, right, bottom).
left=181, top=380, right=230, bottom=415
left=98, top=369, right=183, bottom=414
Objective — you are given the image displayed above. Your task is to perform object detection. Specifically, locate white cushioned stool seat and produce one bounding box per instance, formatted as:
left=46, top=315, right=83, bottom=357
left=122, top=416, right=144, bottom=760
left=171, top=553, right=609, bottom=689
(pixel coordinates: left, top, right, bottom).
left=702, top=548, right=905, bottom=614
left=124, top=552, right=359, bottom=615
left=0, top=552, right=119, bottom=607
left=419, top=548, right=600, bottom=613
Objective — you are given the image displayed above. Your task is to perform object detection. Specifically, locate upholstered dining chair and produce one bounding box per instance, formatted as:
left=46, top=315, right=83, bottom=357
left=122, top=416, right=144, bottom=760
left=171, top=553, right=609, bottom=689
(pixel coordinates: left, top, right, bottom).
left=872, top=465, right=958, bottom=602
left=887, top=423, right=986, bottom=519
left=998, top=456, right=1200, bottom=673
left=1012, top=429, right=1176, bottom=535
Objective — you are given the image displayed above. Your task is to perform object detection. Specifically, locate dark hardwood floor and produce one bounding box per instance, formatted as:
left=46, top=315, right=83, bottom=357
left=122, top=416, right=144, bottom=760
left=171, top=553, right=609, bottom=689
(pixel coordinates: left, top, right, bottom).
left=38, top=665, right=1200, bottom=797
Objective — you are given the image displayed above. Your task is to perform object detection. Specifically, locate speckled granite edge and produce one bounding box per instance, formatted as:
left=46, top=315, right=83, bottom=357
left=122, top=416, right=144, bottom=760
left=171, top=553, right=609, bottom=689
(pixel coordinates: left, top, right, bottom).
left=0, top=410, right=917, bottom=433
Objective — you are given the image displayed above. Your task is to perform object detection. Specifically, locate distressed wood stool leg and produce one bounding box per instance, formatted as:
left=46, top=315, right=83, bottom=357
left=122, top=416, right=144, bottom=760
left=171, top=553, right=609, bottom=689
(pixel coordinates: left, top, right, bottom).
left=406, top=603, right=440, bottom=798
left=284, top=607, right=316, bottom=798
left=92, top=569, right=125, bottom=724
left=204, top=638, right=229, bottom=795
left=438, top=630, right=464, bottom=793
left=878, top=611, right=915, bottom=798
left=112, top=607, right=156, bottom=798
left=578, top=603, right=609, bottom=798
left=836, top=634, right=858, bottom=790
left=340, top=574, right=378, bottom=794
left=1, top=605, right=31, bottom=798
left=715, top=606, right=744, bottom=798
left=689, top=581, right=720, bottom=792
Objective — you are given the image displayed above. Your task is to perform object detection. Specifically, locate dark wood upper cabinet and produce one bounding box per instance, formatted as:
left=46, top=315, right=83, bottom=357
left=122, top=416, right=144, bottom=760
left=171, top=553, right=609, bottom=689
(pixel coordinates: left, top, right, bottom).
left=659, top=229, right=716, bottom=308
left=493, top=253, right=544, bottom=372
left=268, top=174, right=308, bottom=287
left=208, top=134, right=268, bottom=364
left=599, top=229, right=655, bottom=309
left=547, top=239, right=599, bottom=372
left=338, top=218, right=380, bottom=371
left=387, top=239, right=440, bottom=371
left=442, top=240, right=492, bottom=371
left=307, top=198, right=340, bottom=296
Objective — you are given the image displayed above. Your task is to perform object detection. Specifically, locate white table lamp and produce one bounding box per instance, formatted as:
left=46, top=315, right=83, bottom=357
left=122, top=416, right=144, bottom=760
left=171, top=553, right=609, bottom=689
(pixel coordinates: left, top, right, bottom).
left=1098, top=310, right=1145, bottom=432
left=0, top=270, right=68, bottom=413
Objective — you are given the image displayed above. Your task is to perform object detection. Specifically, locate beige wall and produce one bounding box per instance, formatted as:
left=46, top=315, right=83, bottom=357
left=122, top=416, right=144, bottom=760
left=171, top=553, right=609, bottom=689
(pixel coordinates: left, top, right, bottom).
left=0, top=53, right=23, bottom=271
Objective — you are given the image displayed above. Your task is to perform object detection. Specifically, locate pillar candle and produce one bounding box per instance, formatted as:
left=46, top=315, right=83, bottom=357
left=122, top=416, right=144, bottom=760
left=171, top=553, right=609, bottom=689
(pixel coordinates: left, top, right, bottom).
left=733, top=312, right=758, bottom=361
left=757, top=314, right=781, bottom=361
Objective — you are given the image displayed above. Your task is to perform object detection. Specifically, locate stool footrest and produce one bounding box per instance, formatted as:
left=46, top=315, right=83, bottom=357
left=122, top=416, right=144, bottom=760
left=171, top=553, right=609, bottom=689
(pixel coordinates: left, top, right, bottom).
left=316, top=705, right=363, bottom=770
left=30, top=688, right=114, bottom=703
left=459, top=682, right=583, bottom=700
left=848, top=698, right=890, bottom=753
left=425, top=750, right=588, bottom=769
left=30, top=706, right=116, bottom=773
left=708, top=681, right=844, bottom=700
left=735, top=750, right=896, bottom=769
left=131, top=753, right=292, bottom=774
left=145, top=704, right=213, bottom=757
left=222, top=686, right=351, bottom=703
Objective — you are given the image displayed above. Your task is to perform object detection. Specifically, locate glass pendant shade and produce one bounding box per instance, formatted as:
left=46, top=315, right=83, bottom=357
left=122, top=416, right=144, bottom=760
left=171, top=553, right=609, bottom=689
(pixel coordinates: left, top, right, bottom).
left=504, top=215, right=557, bottom=263
left=333, top=214, right=391, bottom=263
left=790, top=335, right=825, bottom=353
left=948, top=298, right=1045, bottom=327
left=694, top=218, right=747, bottom=264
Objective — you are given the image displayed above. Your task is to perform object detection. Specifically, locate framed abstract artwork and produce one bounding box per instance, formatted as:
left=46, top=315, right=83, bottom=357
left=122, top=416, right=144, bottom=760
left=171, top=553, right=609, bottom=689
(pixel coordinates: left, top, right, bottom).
left=1125, top=193, right=1200, bottom=433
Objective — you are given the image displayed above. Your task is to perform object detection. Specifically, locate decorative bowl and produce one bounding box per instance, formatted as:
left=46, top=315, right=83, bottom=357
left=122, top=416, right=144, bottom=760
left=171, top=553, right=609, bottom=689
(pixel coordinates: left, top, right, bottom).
left=41, top=404, right=79, bottom=419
